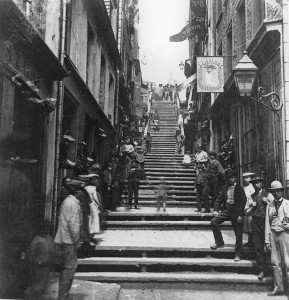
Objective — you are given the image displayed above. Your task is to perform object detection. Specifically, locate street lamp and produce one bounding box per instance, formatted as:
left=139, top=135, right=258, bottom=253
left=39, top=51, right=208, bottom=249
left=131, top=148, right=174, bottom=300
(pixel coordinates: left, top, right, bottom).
left=233, top=51, right=283, bottom=115
left=233, top=50, right=284, bottom=185
left=179, top=61, right=185, bottom=70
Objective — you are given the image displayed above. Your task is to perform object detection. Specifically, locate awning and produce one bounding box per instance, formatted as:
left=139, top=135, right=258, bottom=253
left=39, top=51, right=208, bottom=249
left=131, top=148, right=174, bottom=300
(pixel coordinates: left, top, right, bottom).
left=177, top=73, right=196, bottom=92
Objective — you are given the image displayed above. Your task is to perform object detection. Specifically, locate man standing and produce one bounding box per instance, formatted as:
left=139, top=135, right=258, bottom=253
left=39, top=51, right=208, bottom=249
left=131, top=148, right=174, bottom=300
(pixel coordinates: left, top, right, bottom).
left=265, top=181, right=289, bottom=296
left=203, top=151, right=225, bottom=209
left=174, top=129, right=185, bottom=154
left=248, top=175, right=273, bottom=281
left=54, top=188, right=84, bottom=300
left=127, top=162, right=141, bottom=210
left=210, top=170, right=247, bottom=261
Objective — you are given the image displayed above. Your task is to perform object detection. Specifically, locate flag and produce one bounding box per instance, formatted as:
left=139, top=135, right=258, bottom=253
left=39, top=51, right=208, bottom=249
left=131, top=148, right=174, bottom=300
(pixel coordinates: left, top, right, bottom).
left=169, top=24, right=194, bottom=42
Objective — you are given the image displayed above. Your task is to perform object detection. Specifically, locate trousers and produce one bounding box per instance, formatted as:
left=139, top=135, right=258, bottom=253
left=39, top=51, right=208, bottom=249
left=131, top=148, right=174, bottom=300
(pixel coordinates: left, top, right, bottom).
left=270, top=230, right=289, bottom=292
left=196, top=184, right=207, bottom=211
left=128, top=181, right=139, bottom=206
left=203, top=176, right=220, bottom=207
left=24, top=264, right=50, bottom=299
left=56, top=243, right=77, bottom=300
left=251, top=217, right=266, bottom=273
left=211, top=206, right=243, bottom=257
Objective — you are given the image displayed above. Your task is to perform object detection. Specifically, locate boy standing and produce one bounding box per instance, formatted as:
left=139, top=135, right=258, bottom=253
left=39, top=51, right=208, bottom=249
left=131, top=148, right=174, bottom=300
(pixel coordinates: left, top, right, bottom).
left=195, top=164, right=207, bottom=212
left=127, top=162, right=141, bottom=209
left=155, top=177, right=168, bottom=212
left=24, top=220, right=54, bottom=299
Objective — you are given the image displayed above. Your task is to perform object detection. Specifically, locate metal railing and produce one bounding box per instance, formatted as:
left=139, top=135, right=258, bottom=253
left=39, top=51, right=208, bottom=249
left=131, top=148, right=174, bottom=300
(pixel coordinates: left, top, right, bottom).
left=143, top=93, right=153, bottom=138
left=175, top=90, right=185, bottom=154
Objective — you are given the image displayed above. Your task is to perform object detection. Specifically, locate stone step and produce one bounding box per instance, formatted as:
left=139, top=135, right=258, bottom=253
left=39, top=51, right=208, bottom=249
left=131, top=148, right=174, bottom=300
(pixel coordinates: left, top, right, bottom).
left=136, top=185, right=196, bottom=189
left=145, top=158, right=193, bottom=162
left=133, top=189, right=195, bottom=195
left=149, top=149, right=175, bottom=151
left=145, top=163, right=192, bottom=167
left=145, top=166, right=195, bottom=170
left=145, top=172, right=195, bottom=177
left=104, top=220, right=230, bottom=230
left=121, top=195, right=196, bottom=201
left=74, top=272, right=271, bottom=285
left=146, top=177, right=195, bottom=181
left=146, top=154, right=183, bottom=156
left=77, top=257, right=256, bottom=268
left=106, top=208, right=209, bottom=218
left=135, top=200, right=195, bottom=207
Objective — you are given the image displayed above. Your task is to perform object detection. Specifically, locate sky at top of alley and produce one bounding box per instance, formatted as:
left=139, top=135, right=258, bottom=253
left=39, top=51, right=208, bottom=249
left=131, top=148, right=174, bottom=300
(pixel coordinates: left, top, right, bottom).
left=139, top=0, right=190, bottom=86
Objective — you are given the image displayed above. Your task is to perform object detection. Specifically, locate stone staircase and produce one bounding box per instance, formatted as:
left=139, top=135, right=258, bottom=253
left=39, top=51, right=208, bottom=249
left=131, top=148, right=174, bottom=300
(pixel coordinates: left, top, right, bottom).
left=75, top=101, right=272, bottom=291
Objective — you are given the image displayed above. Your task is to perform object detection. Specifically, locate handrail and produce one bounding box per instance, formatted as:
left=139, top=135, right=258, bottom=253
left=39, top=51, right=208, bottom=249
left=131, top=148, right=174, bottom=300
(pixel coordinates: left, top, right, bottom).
left=175, top=89, right=185, bottom=154
left=143, top=93, right=153, bottom=138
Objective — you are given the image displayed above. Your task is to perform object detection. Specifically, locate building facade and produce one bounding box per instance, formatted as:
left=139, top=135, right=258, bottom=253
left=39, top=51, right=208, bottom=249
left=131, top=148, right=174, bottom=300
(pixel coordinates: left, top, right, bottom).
left=188, top=0, right=289, bottom=189
left=0, top=0, right=142, bottom=297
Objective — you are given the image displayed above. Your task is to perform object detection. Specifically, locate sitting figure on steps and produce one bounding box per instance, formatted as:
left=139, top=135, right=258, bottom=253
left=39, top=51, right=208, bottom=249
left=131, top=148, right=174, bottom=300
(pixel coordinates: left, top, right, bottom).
left=182, top=151, right=192, bottom=168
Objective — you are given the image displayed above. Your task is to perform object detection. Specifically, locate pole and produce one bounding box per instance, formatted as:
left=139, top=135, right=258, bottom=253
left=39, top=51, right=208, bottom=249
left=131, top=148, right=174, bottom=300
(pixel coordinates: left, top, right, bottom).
left=52, top=0, right=66, bottom=234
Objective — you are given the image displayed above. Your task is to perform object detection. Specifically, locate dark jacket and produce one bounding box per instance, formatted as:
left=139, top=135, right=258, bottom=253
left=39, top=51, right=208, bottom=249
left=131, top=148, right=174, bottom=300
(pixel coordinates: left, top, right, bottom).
left=214, top=184, right=247, bottom=217
left=251, top=189, right=270, bottom=219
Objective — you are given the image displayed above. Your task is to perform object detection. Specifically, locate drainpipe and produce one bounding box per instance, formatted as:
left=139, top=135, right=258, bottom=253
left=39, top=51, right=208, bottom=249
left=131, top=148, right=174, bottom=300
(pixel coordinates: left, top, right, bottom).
left=52, top=0, right=66, bottom=233
left=282, top=0, right=289, bottom=193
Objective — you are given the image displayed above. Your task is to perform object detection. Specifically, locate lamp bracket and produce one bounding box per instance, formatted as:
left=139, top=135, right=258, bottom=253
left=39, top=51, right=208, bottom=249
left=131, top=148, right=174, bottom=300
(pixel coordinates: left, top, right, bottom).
left=250, top=87, right=283, bottom=119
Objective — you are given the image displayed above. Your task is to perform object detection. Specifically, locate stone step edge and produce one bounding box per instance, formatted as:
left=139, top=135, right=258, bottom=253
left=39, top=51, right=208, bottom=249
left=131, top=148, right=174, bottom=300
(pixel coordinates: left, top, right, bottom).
left=77, top=257, right=255, bottom=268
left=78, top=244, right=252, bottom=253
left=106, top=212, right=212, bottom=217
left=74, top=272, right=272, bottom=284
left=105, top=221, right=230, bottom=226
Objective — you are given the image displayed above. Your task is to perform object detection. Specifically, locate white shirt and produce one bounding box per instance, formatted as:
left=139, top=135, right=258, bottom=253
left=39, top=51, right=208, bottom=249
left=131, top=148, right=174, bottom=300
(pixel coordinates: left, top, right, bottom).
left=195, top=150, right=208, bottom=163
left=54, top=195, right=82, bottom=244
left=182, top=154, right=191, bottom=164
left=85, top=185, right=100, bottom=207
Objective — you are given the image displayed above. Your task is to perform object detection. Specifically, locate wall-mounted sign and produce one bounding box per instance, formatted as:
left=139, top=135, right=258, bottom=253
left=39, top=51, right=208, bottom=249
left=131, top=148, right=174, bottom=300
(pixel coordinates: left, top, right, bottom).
left=197, top=57, right=224, bottom=93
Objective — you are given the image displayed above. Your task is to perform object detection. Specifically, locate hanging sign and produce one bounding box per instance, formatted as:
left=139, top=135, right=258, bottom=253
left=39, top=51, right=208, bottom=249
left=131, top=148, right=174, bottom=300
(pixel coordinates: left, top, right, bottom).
left=197, top=57, right=224, bottom=93
left=190, top=0, right=206, bottom=37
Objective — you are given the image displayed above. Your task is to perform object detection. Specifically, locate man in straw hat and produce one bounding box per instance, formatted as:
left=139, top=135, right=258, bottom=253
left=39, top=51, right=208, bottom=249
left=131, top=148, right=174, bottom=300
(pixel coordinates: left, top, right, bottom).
left=265, top=180, right=289, bottom=296
left=210, top=170, right=246, bottom=261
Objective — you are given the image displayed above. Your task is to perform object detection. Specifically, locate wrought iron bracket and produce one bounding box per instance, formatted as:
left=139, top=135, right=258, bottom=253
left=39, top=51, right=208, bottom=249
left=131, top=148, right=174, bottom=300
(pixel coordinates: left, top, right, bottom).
left=250, top=87, right=283, bottom=119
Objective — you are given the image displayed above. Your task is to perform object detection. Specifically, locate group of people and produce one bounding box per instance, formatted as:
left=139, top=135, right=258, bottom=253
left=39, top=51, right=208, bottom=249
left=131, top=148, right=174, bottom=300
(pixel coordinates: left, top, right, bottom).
left=161, top=84, right=175, bottom=102
left=210, top=170, right=289, bottom=297
left=24, top=135, right=153, bottom=299
left=186, top=144, right=289, bottom=296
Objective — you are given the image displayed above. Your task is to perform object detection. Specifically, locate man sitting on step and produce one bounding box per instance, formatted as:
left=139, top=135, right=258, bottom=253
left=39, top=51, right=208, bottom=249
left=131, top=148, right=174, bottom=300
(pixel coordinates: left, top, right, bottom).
left=210, top=170, right=247, bottom=261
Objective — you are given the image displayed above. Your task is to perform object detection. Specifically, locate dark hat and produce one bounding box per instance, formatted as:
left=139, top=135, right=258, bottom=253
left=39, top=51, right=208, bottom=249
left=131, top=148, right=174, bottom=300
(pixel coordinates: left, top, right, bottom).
left=251, top=175, right=263, bottom=182
left=39, top=219, right=51, bottom=228
left=226, top=170, right=237, bottom=177
left=68, top=179, right=86, bottom=189
left=209, top=150, right=217, bottom=156
left=196, top=163, right=205, bottom=169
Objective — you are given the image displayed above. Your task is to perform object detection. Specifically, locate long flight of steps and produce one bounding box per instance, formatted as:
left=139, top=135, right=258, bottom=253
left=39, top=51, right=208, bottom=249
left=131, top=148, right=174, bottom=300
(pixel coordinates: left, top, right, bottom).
left=75, top=101, right=272, bottom=292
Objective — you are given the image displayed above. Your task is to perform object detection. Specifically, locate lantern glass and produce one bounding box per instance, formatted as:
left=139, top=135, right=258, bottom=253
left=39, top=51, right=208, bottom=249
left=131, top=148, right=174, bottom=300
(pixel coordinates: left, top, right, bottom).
left=234, top=70, right=257, bottom=96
